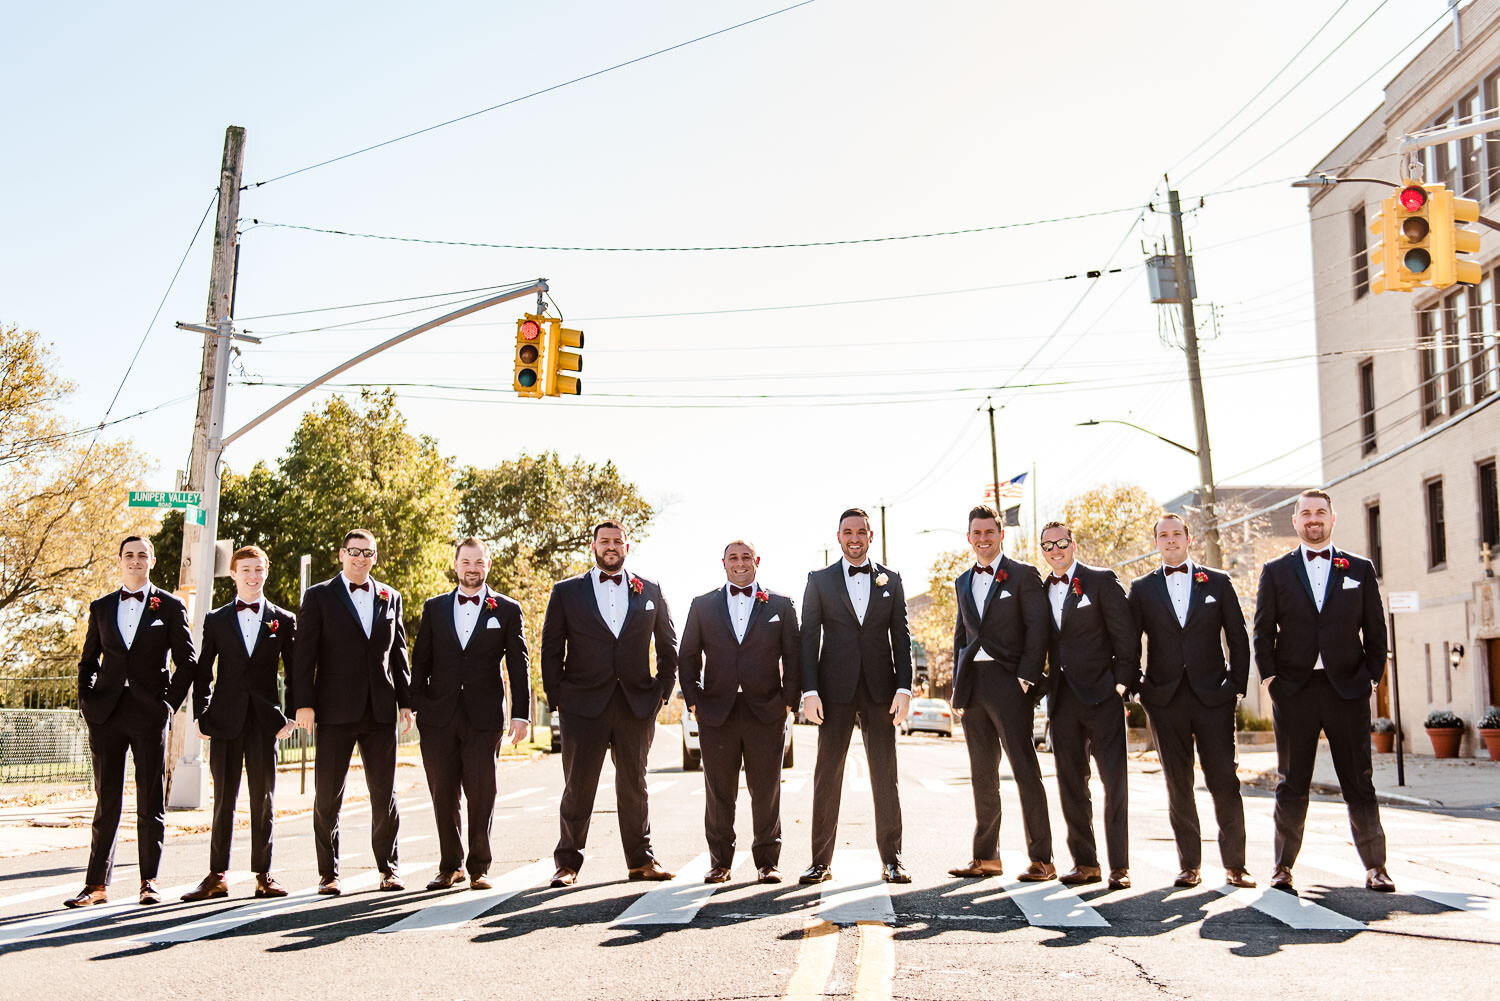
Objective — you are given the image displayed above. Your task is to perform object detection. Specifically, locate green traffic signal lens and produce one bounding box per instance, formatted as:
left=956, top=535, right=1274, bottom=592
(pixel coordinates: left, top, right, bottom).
left=517, top=369, right=538, bottom=388
left=1401, top=217, right=1429, bottom=241
left=1403, top=248, right=1432, bottom=274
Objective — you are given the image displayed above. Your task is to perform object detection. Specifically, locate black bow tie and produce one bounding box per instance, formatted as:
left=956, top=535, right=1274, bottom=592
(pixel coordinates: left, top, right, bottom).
left=729, top=584, right=753, bottom=597
left=1306, top=549, right=1330, bottom=561
left=1164, top=564, right=1189, bottom=576
left=1047, top=574, right=1069, bottom=587
left=119, top=589, right=144, bottom=602
left=847, top=563, right=871, bottom=576
left=235, top=600, right=260, bottom=612
left=973, top=564, right=994, bottom=576
left=599, top=572, right=623, bottom=586
left=457, top=593, right=481, bottom=605
left=348, top=581, right=369, bottom=592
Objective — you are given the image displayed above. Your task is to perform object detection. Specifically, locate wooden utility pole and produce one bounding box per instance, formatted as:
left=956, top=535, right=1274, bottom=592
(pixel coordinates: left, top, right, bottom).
left=984, top=397, right=1001, bottom=519
left=879, top=504, right=888, bottom=565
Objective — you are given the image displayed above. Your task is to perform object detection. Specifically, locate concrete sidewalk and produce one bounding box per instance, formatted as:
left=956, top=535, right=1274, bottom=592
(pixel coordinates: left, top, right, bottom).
left=1235, top=743, right=1500, bottom=811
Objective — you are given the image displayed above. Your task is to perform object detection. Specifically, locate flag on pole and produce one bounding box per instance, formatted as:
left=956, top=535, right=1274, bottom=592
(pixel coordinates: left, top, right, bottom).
left=983, top=471, right=1028, bottom=504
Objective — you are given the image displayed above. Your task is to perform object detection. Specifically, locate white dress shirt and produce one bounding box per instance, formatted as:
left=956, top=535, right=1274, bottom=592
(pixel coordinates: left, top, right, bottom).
left=1163, top=560, right=1193, bottom=628
left=339, top=572, right=376, bottom=636
left=1300, top=542, right=1333, bottom=670
left=454, top=585, right=488, bottom=648
left=1047, top=561, right=1078, bottom=628
left=726, top=581, right=757, bottom=644
left=236, top=598, right=262, bottom=656
left=970, top=561, right=997, bottom=661
left=842, top=557, right=872, bottom=625
left=116, top=586, right=147, bottom=664
left=592, top=567, right=629, bottom=637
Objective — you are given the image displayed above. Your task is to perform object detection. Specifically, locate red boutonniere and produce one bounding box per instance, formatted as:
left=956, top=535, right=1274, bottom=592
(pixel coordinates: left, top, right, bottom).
left=755, top=589, right=770, bottom=603
left=148, top=596, right=161, bottom=611
left=996, top=568, right=1009, bottom=585
left=267, top=619, right=279, bottom=634
left=629, top=576, right=643, bottom=595
left=1332, top=557, right=1350, bottom=570
left=378, top=588, right=390, bottom=602
left=1194, top=571, right=1209, bottom=584
left=484, top=596, right=497, bottom=610
left=1071, top=577, right=1084, bottom=597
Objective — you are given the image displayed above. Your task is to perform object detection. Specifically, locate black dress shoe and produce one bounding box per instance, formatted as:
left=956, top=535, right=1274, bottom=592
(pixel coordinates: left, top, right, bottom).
left=757, top=866, right=782, bottom=884
left=882, top=862, right=912, bottom=884
left=255, top=873, right=289, bottom=898
left=798, top=864, right=832, bottom=885
left=139, top=880, right=162, bottom=905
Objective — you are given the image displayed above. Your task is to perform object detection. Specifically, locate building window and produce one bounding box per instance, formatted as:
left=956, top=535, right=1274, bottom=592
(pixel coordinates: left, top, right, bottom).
left=1481, top=460, right=1499, bottom=553
left=1366, top=502, right=1383, bottom=578
left=1488, top=70, right=1500, bottom=203
left=1358, top=358, right=1376, bottom=455
left=1420, top=308, right=1442, bottom=426
left=1473, top=281, right=1495, bottom=401
left=1426, top=477, right=1447, bottom=570
left=1461, top=89, right=1483, bottom=200
left=1352, top=206, right=1369, bottom=299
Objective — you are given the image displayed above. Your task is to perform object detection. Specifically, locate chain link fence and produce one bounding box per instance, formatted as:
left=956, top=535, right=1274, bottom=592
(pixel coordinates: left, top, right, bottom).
left=0, top=709, right=92, bottom=785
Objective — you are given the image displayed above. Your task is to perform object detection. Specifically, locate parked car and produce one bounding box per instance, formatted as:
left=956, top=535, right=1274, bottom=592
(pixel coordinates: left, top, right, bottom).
left=1032, top=702, right=1051, bottom=751
left=901, top=698, right=954, bottom=737
left=681, top=705, right=795, bottom=770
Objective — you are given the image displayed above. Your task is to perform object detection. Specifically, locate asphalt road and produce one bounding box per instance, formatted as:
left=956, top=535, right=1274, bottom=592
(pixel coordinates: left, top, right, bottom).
left=1, top=723, right=1496, bottom=1001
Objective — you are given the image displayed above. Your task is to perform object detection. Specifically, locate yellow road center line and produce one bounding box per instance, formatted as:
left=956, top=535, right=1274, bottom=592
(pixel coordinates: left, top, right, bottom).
left=853, top=921, right=894, bottom=1001
left=782, top=918, right=839, bottom=1001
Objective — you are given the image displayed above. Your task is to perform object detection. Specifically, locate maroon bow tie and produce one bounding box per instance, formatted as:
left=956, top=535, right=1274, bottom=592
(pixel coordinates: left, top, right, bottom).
left=348, top=580, right=369, bottom=592
left=729, top=584, right=753, bottom=597
left=1306, top=549, right=1330, bottom=561
left=974, top=564, right=995, bottom=576
left=1164, top=564, right=1190, bottom=575
left=1047, top=574, right=1069, bottom=587
left=235, top=600, right=260, bottom=612
left=457, top=593, right=481, bottom=605
left=599, top=572, right=623, bottom=586
left=119, top=589, right=144, bottom=602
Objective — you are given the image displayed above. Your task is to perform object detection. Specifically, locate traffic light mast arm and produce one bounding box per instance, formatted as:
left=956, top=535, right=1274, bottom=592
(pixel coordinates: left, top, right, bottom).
left=223, top=279, right=548, bottom=448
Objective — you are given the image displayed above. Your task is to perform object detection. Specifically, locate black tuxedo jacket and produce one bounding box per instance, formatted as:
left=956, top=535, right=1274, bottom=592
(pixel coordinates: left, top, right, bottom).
left=77, top=584, right=196, bottom=726
left=540, top=570, right=678, bottom=720
left=679, top=585, right=801, bottom=727
left=1127, top=564, right=1249, bottom=708
left=411, top=589, right=531, bottom=729
left=1044, top=562, right=1139, bottom=711
left=950, top=556, right=1047, bottom=710
left=1252, top=547, right=1387, bottom=700
left=192, top=599, right=297, bottom=738
left=800, top=562, right=913, bottom=704
left=292, top=575, right=411, bottom=725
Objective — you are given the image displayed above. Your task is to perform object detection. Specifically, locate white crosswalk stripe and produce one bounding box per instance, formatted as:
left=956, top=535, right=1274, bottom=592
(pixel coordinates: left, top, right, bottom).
left=1133, top=851, right=1364, bottom=931
left=1295, top=851, right=1500, bottom=924
left=380, top=860, right=555, bottom=933
left=979, top=875, right=1109, bottom=928
left=815, top=850, right=893, bottom=924
left=0, top=873, right=251, bottom=945
left=611, top=852, right=749, bottom=926
left=495, top=786, right=544, bottom=804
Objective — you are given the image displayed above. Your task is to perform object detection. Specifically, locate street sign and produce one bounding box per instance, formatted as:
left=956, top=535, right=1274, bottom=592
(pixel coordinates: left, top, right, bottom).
left=182, top=505, right=207, bottom=526
left=1389, top=590, right=1420, bottom=613
left=129, top=491, right=203, bottom=509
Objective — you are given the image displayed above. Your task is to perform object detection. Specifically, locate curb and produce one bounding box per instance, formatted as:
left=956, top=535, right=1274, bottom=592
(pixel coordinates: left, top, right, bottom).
left=1247, top=769, right=1443, bottom=809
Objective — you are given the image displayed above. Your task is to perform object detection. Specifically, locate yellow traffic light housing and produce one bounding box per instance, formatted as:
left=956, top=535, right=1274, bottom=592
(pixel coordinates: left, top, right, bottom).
left=1429, top=185, right=1483, bottom=289
left=1393, top=182, right=1434, bottom=289
left=1369, top=195, right=1407, bottom=294
left=513, top=313, right=545, bottom=398
left=545, top=319, right=584, bottom=397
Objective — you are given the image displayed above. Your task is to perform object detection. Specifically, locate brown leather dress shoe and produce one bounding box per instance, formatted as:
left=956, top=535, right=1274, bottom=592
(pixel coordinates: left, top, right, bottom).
left=628, top=860, right=675, bottom=881
left=255, top=873, right=289, bottom=898
left=798, top=864, right=832, bottom=885
left=1108, top=869, right=1131, bottom=890
left=379, top=872, right=406, bottom=892
left=469, top=873, right=493, bottom=891
left=1058, top=865, right=1102, bottom=887
left=139, top=879, right=162, bottom=905
left=1225, top=868, right=1257, bottom=889
left=317, top=876, right=342, bottom=896
left=703, top=866, right=732, bottom=884
left=1269, top=866, right=1294, bottom=891
left=1173, top=868, right=1201, bottom=888
left=881, top=862, right=912, bottom=884
left=63, top=885, right=107, bottom=908
left=181, top=872, right=230, bottom=902
left=1365, top=866, right=1396, bottom=892
left=948, top=858, right=1004, bottom=878
left=550, top=866, right=578, bottom=888
left=1017, top=861, right=1057, bottom=882
left=425, top=869, right=466, bottom=891
left=757, top=866, right=782, bottom=884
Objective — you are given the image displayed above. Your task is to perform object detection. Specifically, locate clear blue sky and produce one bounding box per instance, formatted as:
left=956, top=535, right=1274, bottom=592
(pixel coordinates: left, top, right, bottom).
left=1, top=0, right=1456, bottom=611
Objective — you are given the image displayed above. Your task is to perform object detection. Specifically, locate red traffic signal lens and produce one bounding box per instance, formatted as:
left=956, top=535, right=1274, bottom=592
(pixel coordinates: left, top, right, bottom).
left=1399, top=185, right=1427, bottom=211
left=1403, top=248, right=1432, bottom=274
left=1401, top=216, right=1429, bottom=241
left=519, top=319, right=542, bottom=341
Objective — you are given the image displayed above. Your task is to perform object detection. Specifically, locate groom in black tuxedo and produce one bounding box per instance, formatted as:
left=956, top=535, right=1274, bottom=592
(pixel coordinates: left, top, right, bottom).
left=799, top=508, right=913, bottom=885
left=1253, top=489, right=1393, bottom=892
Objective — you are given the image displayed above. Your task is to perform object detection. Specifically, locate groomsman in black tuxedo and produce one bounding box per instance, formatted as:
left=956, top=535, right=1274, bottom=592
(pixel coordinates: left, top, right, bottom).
left=182, top=545, right=298, bottom=902
left=1127, top=515, right=1255, bottom=890
left=947, top=505, right=1055, bottom=882
left=799, top=508, right=913, bottom=885
left=411, top=537, right=530, bottom=891
left=65, top=536, right=196, bottom=908
left=293, top=529, right=413, bottom=895
left=1040, top=520, right=1139, bottom=890
left=679, top=540, right=801, bottom=884
left=1253, top=489, right=1394, bottom=892
left=541, top=520, right=678, bottom=887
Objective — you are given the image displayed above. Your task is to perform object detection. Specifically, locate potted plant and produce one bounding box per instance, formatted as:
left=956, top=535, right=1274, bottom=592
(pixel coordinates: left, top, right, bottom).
left=1370, top=716, right=1396, bottom=753
left=1424, top=709, right=1464, bottom=758
left=1478, top=706, right=1500, bottom=762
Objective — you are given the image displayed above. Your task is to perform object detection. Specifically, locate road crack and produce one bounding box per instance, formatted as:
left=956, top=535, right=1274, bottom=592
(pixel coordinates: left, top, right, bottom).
left=1104, top=942, right=1182, bottom=997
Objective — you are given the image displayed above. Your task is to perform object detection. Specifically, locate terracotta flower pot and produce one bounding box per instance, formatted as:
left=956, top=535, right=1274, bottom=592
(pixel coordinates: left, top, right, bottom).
left=1426, top=727, right=1463, bottom=758
left=1480, top=728, right=1500, bottom=762
left=1371, top=731, right=1394, bottom=754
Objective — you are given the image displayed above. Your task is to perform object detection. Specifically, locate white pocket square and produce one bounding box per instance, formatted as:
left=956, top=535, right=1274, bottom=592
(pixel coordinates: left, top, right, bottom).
left=645, top=600, right=656, bottom=610
left=768, top=614, right=780, bottom=623
left=485, top=619, right=501, bottom=629
left=881, top=591, right=890, bottom=598
left=1204, top=595, right=1217, bottom=604
left=148, top=620, right=164, bottom=627
left=1342, top=578, right=1361, bottom=589
left=1076, top=595, right=1092, bottom=608
left=997, top=590, right=1013, bottom=599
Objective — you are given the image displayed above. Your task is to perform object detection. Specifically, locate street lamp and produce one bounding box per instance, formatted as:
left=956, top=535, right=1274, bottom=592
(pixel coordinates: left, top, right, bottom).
left=1077, top=419, right=1199, bottom=456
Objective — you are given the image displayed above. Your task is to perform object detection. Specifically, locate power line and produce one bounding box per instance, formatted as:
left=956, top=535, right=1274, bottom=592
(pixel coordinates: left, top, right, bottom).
left=244, top=1, right=823, bottom=190
left=232, top=280, right=538, bottom=321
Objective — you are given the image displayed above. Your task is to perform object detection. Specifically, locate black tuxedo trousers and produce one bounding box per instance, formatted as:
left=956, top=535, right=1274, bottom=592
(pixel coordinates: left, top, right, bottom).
left=419, top=715, right=500, bottom=876
left=1050, top=683, right=1129, bottom=871
left=960, top=679, right=1052, bottom=863
left=700, top=694, right=785, bottom=869
left=1142, top=685, right=1245, bottom=870
left=313, top=704, right=400, bottom=879
left=555, top=687, right=658, bottom=872
left=85, top=696, right=169, bottom=886
left=811, top=677, right=902, bottom=866
left=208, top=714, right=279, bottom=874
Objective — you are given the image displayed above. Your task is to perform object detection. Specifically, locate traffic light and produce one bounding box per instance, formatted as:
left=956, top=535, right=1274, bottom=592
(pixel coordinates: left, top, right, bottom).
left=513, top=313, right=545, bottom=398
left=1368, top=195, right=1406, bottom=294
left=1392, top=182, right=1434, bottom=289
left=544, top=318, right=584, bottom=396
left=1429, top=185, right=1483, bottom=289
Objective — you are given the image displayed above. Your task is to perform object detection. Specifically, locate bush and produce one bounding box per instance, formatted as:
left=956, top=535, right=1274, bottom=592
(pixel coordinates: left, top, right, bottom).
left=1424, top=709, right=1464, bottom=729
left=1235, top=704, right=1273, bottom=731
left=1124, top=701, right=1148, bottom=729
left=1370, top=716, right=1396, bottom=734
left=1478, top=705, right=1500, bottom=729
